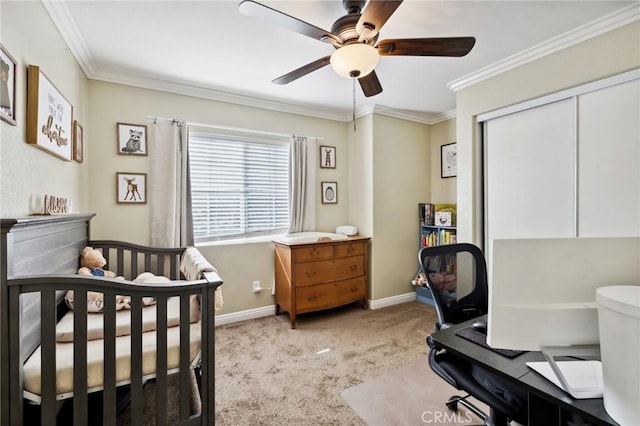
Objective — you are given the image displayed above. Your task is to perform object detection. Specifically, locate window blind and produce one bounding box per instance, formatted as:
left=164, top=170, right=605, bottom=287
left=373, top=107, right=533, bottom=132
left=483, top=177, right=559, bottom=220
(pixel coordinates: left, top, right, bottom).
left=189, top=135, right=290, bottom=242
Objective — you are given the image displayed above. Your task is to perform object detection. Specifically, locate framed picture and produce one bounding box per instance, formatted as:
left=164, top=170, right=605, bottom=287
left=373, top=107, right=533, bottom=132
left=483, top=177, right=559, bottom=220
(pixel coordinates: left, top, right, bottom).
left=116, top=172, right=147, bottom=204
left=0, top=44, right=17, bottom=126
left=321, top=181, right=338, bottom=204
left=319, top=145, right=336, bottom=169
left=441, top=143, right=457, bottom=178
left=26, top=65, right=73, bottom=160
left=117, top=122, right=147, bottom=155
left=73, top=120, right=83, bottom=163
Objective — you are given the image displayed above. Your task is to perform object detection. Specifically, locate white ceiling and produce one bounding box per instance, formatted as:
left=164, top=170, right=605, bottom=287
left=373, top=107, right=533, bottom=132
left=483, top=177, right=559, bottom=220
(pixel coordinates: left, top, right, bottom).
left=45, top=0, right=638, bottom=123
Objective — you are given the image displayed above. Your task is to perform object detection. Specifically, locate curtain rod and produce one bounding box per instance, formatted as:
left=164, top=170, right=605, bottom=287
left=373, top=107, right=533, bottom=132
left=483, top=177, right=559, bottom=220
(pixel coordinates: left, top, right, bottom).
left=146, top=115, right=323, bottom=141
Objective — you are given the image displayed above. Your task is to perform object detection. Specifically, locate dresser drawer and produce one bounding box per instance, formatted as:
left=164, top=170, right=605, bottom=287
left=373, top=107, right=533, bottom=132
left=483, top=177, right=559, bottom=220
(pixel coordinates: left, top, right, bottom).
left=293, top=245, right=333, bottom=262
left=296, top=277, right=365, bottom=312
left=295, top=255, right=364, bottom=286
left=334, top=242, right=365, bottom=258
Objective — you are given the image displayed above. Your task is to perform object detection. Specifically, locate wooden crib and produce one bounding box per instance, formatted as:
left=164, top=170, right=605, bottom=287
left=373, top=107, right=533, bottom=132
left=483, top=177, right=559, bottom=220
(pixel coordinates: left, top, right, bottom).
left=0, top=214, right=223, bottom=425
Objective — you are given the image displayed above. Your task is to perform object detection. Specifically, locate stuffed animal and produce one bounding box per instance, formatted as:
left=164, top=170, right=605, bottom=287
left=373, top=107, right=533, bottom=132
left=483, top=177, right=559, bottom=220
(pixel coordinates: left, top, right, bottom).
left=77, top=246, right=122, bottom=279
left=412, top=272, right=427, bottom=286
left=66, top=246, right=128, bottom=312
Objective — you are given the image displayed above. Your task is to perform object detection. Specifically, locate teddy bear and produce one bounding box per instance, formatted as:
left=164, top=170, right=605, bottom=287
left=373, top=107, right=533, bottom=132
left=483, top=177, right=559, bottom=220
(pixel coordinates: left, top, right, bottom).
left=66, top=246, right=129, bottom=312
left=77, top=246, right=122, bottom=279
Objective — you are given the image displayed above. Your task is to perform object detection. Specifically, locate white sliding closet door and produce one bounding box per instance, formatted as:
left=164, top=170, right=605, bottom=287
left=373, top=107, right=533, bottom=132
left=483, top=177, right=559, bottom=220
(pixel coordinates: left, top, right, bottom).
left=577, top=79, right=640, bottom=237
left=485, top=98, right=576, bottom=250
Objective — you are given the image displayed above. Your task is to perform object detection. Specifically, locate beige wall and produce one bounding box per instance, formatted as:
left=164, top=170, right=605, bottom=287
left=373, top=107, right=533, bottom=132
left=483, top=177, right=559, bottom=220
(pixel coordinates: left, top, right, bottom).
left=0, top=1, right=90, bottom=217
left=88, top=81, right=350, bottom=244
left=456, top=22, right=640, bottom=244
left=88, top=81, right=353, bottom=315
left=1, top=1, right=451, bottom=318
left=370, top=114, right=431, bottom=299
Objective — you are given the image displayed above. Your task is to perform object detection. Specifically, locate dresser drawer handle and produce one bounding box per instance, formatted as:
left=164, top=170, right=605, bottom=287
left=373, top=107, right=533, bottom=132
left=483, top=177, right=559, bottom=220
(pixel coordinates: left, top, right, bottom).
left=307, top=295, right=318, bottom=301
left=346, top=246, right=355, bottom=253
left=349, top=265, right=358, bottom=271
left=306, top=271, right=317, bottom=278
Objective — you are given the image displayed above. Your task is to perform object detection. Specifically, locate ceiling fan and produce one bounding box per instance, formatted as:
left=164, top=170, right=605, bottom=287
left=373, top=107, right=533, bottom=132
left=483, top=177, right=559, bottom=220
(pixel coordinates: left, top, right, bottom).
left=238, top=0, right=476, bottom=97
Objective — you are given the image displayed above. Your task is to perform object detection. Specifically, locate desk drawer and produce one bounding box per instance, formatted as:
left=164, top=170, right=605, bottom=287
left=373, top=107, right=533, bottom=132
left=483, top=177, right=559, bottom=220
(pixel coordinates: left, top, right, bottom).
left=295, top=255, right=364, bottom=286
left=296, top=277, right=365, bottom=312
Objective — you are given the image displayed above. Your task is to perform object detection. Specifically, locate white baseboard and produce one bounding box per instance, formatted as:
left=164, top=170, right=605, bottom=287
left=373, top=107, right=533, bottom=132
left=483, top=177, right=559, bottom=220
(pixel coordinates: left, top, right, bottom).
left=214, top=292, right=417, bottom=326
left=368, top=292, right=417, bottom=310
left=214, top=305, right=275, bottom=326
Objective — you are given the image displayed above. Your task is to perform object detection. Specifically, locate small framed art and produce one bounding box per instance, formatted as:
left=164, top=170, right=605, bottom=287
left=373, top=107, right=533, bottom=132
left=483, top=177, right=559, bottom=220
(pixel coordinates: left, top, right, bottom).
left=117, top=122, right=147, bottom=155
left=116, top=172, right=147, bottom=204
left=0, top=43, right=17, bottom=126
left=441, top=142, right=457, bottom=178
left=73, top=120, right=83, bottom=163
left=321, top=181, right=338, bottom=204
left=319, top=145, right=336, bottom=169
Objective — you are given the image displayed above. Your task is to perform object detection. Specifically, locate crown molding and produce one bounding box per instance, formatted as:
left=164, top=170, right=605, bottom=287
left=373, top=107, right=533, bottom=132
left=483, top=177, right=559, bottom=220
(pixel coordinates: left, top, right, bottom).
left=41, top=0, right=441, bottom=125
left=449, top=4, right=640, bottom=92
left=42, top=0, right=97, bottom=76
left=369, top=105, right=455, bottom=125
left=90, top=66, right=355, bottom=122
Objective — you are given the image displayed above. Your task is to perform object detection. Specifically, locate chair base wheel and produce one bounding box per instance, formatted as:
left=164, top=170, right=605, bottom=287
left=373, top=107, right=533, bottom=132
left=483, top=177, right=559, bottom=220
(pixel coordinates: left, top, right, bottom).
left=446, top=395, right=461, bottom=411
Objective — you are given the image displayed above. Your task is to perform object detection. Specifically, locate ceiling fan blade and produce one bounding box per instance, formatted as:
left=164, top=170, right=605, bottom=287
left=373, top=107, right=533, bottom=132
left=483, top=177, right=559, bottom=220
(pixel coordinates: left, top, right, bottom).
left=359, top=71, right=383, bottom=97
left=272, top=56, right=332, bottom=85
left=356, top=0, right=403, bottom=41
left=239, top=0, right=340, bottom=44
left=376, top=37, right=476, bottom=57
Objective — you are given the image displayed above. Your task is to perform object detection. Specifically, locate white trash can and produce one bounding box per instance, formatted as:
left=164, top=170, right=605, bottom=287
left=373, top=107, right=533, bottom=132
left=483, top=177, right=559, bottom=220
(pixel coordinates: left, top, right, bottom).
left=596, top=285, right=640, bottom=426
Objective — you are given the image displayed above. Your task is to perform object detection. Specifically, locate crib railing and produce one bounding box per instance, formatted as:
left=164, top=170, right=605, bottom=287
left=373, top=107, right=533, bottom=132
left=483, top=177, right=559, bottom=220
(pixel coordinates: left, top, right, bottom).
left=6, top=271, right=221, bottom=425
left=89, top=240, right=187, bottom=280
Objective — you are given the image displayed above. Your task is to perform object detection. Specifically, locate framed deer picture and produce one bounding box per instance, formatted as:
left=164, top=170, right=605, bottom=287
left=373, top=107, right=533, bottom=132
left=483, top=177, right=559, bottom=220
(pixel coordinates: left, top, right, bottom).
left=116, top=172, right=147, bottom=204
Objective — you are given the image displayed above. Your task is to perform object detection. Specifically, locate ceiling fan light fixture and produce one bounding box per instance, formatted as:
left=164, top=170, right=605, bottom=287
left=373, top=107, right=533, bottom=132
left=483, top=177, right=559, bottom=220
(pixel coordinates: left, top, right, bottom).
left=330, top=43, right=379, bottom=79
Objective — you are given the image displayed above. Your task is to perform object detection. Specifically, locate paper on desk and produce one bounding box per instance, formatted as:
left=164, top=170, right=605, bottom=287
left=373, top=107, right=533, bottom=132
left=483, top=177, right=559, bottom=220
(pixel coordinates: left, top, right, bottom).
left=526, top=360, right=603, bottom=399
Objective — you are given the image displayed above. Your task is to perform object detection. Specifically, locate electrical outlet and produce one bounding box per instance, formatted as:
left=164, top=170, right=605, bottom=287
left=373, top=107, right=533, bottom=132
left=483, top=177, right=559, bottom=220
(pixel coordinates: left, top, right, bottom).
left=252, top=280, right=262, bottom=293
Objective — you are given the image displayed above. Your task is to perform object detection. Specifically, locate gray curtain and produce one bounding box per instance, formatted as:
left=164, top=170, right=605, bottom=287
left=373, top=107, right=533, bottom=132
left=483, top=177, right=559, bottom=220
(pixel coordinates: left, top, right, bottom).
left=288, top=135, right=317, bottom=232
left=149, top=120, right=194, bottom=247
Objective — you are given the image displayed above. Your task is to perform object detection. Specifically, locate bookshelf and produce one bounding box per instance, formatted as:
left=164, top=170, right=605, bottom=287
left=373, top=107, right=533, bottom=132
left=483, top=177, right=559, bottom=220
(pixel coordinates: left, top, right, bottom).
left=414, top=203, right=457, bottom=305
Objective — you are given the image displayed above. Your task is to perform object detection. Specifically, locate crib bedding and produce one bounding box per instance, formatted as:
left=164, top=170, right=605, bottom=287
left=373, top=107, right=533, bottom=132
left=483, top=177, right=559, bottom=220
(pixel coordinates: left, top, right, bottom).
left=55, top=295, right=200, bottom=342
left=23, top=321, right=201, bottom=401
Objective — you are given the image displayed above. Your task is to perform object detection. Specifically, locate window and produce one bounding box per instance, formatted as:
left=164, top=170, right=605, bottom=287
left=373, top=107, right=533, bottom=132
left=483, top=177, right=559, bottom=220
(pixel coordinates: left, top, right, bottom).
left=189, top=134, right=289, bottom=242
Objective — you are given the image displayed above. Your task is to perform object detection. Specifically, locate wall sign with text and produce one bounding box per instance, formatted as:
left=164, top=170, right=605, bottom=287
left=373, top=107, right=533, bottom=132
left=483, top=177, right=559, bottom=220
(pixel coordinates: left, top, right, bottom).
left=26, top=65, right=73, bottom=161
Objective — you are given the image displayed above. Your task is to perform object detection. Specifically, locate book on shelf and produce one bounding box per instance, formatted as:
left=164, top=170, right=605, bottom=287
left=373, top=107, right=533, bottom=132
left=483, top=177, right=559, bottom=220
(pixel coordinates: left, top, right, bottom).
left=419, top=203, right=435, bottom=226
left=421, top=228, right=456, bottom=247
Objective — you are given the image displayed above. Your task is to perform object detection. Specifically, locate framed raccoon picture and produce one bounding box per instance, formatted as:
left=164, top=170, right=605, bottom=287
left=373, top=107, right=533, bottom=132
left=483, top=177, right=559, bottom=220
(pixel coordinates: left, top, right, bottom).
left=117, top=122, right=147, bottom=156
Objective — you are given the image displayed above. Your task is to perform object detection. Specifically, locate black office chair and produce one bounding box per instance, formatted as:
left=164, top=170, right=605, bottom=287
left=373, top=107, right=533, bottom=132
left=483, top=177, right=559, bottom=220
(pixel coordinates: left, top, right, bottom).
left=419, top=243, right=528, bottom=426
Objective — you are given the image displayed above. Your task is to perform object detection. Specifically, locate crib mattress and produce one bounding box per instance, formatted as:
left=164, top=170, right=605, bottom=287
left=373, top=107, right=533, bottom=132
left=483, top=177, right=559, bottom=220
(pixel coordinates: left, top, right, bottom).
left=55, top=295, right=200, bottom=342
left=23, top=320, right=201, bottom=401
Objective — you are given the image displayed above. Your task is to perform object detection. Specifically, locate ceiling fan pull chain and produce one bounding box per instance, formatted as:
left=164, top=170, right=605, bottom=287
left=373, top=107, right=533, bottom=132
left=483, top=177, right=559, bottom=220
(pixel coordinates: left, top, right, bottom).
left=352, top=77, right=356, bottom=132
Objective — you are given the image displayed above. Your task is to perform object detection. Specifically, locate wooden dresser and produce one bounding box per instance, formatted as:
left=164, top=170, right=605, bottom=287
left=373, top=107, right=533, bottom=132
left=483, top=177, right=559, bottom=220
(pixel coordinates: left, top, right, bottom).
left=273, top=236, right=370, bottom=328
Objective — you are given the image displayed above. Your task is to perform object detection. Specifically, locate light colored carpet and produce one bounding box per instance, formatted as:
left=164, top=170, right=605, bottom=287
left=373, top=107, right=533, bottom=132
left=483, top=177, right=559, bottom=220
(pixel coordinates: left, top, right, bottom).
left=213, top=301, right=485, bottom=425
left=342, top=359, right=488, bottom=426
